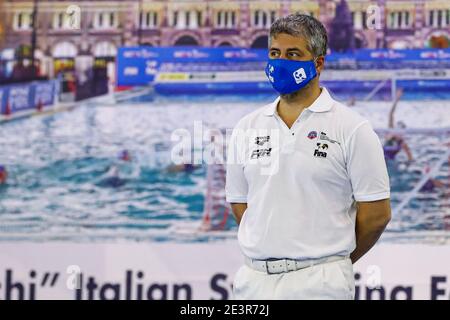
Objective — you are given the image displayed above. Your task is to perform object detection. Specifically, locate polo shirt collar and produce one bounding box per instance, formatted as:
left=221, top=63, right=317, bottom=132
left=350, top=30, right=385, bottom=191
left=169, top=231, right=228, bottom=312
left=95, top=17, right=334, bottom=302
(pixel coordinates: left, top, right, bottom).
left=263, top=87, right=334, bottom=116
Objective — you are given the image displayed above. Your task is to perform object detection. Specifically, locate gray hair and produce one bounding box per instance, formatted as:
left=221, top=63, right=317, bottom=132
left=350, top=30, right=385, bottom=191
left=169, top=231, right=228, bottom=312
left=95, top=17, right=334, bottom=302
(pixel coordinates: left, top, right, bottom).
left=269, top=13, right=328, bottom=58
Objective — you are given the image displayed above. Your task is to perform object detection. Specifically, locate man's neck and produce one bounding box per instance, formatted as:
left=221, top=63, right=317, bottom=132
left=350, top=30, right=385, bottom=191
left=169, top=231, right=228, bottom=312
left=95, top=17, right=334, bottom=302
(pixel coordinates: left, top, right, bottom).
left=277, top=84, right=322, bottom=128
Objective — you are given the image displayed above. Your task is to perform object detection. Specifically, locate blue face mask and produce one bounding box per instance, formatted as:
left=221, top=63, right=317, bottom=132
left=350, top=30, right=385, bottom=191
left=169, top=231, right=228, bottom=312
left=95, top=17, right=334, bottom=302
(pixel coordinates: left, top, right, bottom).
left=265, top=59, right=318, bottom=95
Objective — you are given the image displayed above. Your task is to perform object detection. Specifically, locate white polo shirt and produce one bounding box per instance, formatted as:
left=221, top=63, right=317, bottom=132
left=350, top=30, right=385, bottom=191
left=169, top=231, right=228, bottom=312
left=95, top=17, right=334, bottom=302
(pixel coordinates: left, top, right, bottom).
left=225, top=87, right=390, bottom=260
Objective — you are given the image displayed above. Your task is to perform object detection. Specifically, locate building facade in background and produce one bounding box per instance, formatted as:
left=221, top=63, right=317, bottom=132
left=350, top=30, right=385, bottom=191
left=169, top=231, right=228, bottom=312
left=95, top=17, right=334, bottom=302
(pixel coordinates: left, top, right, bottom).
left=0, top=0, right=449, bottom=80
left=0, top=0, right=4, bottom=47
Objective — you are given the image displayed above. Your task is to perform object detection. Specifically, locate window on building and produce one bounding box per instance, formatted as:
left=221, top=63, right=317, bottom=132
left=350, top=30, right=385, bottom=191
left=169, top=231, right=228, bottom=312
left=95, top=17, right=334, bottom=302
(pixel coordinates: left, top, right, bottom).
left=27, top=13, right=33, bottom=29
left=224, top=11, right=229, bottom=28
left=18, top=13, right=23, bottom=28
left=262, top=12, right=267, bottom=27
left=437, top=10, right=442, bottom=27
left=197, top=11, right=202, bottom=27
left=141, top=11, right=158, bottom=29
left=388, top=11, right=411, bottom=29
left=254, top=10, right=259, bottom=27
left=186, top=11, right=190, bottom=28
left=14, top=12, right=33, bottom=30
left=58, top=13, right=64, bottom=28
left=216, top=11, right=236, bottom=28
left=58, top=12, right=66, bottom=29
left=217, top=11, right=221, bottom=27
left=173, top=11, right=178, bottom=27
left=353, top=11, right=363, bottom=30
left=361, top=11, right=367, bottom=29
left=94, top=12, right=118, bottom=29
left=270, top=11, right=276, bottom=24
left=52, top=12, right=70, bottom=29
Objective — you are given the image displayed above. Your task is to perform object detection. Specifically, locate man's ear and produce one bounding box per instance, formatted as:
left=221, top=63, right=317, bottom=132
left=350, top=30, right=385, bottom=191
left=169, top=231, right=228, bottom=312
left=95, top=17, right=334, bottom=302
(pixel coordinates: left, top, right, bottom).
left=315, top=56, right=325, bottom=75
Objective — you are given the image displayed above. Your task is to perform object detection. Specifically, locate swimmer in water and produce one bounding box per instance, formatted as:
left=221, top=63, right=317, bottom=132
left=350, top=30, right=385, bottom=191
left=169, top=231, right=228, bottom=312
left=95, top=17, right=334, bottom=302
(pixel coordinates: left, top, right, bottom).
left=99, top=150, right=132, bottom=188
left=0, top=165, right=7, bottom=185
left=419, top=165, right=447, bottom=193
left=383, top=89, right=413, bottom=162
left=166, top=146, right=201, bottom=173
left=119, top=150, right=131, bottom=162
left=102, top=164, right=126, bottom=188
left=167, top=163, right=200, bottom=173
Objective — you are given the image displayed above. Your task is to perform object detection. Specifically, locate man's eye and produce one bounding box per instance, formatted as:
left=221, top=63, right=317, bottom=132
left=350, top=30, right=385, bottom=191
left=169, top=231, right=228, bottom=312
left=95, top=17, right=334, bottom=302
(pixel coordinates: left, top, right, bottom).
left=270, top=51, right=279, bottom=57
left=288, top=52, right=299, bottom=57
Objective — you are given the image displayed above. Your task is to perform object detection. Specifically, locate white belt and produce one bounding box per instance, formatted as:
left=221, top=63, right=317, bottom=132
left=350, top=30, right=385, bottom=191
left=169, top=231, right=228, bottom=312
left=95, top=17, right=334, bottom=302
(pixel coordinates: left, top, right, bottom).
left=244, top=255, right=348, bottom=275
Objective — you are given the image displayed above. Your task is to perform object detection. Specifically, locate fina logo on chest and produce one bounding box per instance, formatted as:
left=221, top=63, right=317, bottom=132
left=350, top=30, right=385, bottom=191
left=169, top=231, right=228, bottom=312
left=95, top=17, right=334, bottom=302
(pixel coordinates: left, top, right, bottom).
left=251, top=135, right=272, bottom=159
left=314, top=142, right=328, bottom=158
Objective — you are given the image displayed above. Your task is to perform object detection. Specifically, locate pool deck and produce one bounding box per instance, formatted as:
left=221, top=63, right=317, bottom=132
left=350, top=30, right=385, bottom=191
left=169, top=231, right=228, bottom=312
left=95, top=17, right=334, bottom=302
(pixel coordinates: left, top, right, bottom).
left=0, top=86, right=154, bottom=124
left=0, top=101, right=77, bottom=124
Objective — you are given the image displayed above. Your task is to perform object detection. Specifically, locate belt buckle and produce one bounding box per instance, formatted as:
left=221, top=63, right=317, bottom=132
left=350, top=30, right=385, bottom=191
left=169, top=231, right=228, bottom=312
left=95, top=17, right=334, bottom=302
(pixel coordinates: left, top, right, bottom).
left=265, top=260, right=273, bottom=274
left=265, top=259, right=288, bottom=274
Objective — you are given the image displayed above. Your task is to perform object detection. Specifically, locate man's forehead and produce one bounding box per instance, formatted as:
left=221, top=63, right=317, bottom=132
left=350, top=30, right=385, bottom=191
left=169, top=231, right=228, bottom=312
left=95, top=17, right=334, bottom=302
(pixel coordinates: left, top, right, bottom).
left=270, top=34, right=307, bottom=48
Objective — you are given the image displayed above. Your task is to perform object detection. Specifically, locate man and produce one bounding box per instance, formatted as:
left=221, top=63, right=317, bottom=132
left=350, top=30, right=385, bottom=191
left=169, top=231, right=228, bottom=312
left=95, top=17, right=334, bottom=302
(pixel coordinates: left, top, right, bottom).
left=225, top=13, right=391, bottom=300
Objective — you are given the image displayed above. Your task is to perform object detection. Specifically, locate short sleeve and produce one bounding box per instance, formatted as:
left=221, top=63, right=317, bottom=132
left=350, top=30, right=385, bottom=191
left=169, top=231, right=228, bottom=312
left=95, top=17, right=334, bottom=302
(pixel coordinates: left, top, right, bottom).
left=225, top=126, right=248, bottom=203
left=345, top=121, right=390, bottom=202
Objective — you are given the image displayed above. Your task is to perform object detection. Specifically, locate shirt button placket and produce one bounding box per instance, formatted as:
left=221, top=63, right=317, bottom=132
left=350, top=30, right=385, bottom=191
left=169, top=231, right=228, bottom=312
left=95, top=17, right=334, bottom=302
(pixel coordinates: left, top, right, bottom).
left=285, top=111, right=310, bottom=154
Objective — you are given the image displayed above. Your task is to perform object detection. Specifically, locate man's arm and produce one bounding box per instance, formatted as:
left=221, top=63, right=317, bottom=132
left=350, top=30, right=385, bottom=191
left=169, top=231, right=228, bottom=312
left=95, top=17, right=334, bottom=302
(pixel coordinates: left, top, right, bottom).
left=230, top=203, right=247, bottom=225
left=350, top=198, right=391, bottom=264
left=226, top=124, right=249, bottom=225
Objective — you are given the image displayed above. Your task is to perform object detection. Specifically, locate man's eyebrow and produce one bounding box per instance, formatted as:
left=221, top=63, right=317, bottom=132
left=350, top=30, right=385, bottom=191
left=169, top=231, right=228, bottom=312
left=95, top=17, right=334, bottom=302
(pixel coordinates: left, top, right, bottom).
left=286, top=48, right=303, bottom=52
left=269, top=47, right=303, bottom=52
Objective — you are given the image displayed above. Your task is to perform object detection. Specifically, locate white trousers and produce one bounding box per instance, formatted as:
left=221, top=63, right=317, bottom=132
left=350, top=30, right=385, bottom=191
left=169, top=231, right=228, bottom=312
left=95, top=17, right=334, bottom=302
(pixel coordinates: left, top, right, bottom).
left=232, top=257, right=355, bottom=300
